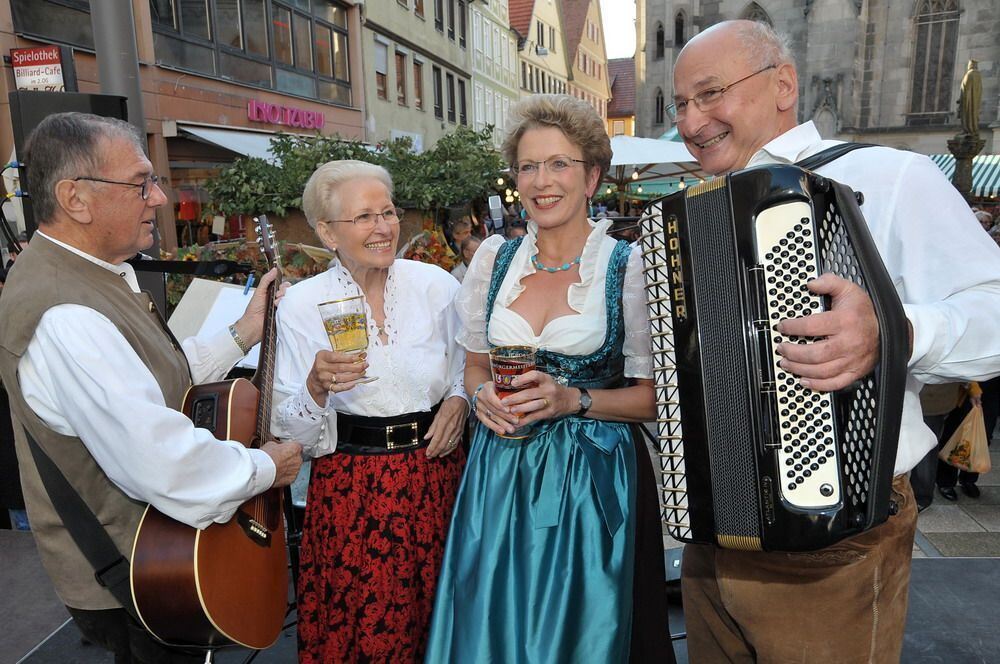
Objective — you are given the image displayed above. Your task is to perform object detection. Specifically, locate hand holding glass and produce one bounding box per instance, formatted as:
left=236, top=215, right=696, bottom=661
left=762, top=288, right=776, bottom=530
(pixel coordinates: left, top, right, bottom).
left=489, top=345, right=537, bottom=439
left=317, top=296, right=376, bottom=383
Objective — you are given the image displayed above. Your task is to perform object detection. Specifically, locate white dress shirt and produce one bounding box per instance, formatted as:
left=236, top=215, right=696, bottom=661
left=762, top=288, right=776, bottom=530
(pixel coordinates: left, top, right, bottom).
left=17, top=232, right=276, bottom=529
left=748, top=122, right=1000, bottom=475
left=455, top=218, right=654, bottom=378
left=271, top=258, right=466, bottom=457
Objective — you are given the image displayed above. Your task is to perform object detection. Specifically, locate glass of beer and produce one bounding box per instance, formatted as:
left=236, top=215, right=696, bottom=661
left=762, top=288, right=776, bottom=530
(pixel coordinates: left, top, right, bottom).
left=317, top=295, right=376, bottom=383
left=489, top=345, right=537, bottom=439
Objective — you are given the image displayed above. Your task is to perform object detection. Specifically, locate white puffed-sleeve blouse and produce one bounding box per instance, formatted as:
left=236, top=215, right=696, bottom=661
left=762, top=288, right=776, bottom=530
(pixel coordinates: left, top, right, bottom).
left=271, top=258, right=466, bottom=457
left=454, top=218, right=653, bottom=379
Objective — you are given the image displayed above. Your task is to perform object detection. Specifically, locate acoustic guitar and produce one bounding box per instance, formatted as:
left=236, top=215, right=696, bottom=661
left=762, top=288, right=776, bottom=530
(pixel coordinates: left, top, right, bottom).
left=130, top=216, right=288, bottom=649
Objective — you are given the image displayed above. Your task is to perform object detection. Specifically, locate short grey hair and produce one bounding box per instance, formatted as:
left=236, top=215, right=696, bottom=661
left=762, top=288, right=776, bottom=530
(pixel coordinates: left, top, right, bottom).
left=301, top=160, right=394, bottom=229
left=732, top=20, right=794, bottom=70
left=24, top=112, right=144, bottom=224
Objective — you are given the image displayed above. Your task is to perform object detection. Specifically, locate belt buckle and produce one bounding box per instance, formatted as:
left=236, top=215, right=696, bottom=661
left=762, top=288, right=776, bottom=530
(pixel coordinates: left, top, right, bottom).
left=386, top=421, right=419, bottom=450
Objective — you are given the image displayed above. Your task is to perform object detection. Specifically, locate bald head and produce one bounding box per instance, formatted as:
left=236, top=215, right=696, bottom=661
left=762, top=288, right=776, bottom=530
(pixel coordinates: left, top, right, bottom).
left=671, top=20, right=799, bottom=175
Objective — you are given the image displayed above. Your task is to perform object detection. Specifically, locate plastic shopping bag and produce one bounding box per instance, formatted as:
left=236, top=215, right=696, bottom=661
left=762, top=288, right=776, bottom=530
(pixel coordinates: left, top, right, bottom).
left=938, top=404, right=992, bottom=474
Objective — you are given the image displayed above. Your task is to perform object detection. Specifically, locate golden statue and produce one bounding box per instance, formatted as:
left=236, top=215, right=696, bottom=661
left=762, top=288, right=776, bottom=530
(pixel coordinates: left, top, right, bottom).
left=958, top=59, right=982, bottom=137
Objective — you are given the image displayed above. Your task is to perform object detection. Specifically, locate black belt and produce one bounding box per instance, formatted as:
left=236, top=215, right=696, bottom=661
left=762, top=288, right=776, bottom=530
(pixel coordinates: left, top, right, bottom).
left=336, top=402, right=440, bottom=455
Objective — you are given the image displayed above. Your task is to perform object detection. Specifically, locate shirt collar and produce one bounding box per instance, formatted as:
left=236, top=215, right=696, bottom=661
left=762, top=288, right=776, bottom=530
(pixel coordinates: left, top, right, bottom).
left=746, top=121, right=826, bottom=169
left=35, top=230, right=141, bottom=293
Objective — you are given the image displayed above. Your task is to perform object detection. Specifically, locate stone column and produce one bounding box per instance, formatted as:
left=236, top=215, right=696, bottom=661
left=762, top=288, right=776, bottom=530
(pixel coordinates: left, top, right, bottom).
left=947, top=134, right=985, bottom=205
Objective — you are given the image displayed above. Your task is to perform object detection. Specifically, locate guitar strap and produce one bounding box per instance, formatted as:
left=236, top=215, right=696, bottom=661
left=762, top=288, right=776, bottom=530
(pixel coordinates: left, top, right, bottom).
left=23, top=426, right=139, bottom=622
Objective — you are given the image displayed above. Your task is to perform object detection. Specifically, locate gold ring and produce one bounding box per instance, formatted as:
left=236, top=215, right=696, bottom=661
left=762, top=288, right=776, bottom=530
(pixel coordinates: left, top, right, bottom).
left=542, top=398, right=549, bottom=408
left=330, top=373, right=338, bottom=384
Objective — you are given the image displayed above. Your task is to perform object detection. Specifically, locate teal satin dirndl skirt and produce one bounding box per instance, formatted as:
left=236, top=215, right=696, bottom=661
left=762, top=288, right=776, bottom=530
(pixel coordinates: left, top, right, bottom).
left=424, top=416, right=637, bottom=663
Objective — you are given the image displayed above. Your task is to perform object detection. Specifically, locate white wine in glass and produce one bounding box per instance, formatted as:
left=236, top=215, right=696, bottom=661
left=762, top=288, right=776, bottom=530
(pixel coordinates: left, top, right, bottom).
left=317, top=295, right=377, bottom=382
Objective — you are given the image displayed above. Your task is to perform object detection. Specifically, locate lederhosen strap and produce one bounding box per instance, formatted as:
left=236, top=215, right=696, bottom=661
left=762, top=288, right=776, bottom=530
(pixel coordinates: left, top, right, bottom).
left=795, top=142, right=876, bottom=171
left=336, top=402, right=442, bottom=455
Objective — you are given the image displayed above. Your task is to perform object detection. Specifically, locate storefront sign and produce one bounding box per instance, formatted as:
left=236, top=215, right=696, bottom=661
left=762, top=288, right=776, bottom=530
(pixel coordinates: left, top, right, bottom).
left=11, top=46, right=67, bottom=91
left=247, top=99, right=325, bottom=130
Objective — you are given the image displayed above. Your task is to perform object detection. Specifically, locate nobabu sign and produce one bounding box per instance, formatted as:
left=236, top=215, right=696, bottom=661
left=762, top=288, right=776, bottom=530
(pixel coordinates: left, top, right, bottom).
left=247, top=99, right=325, bottom=130
left=11, top=46, right=66, bottom=91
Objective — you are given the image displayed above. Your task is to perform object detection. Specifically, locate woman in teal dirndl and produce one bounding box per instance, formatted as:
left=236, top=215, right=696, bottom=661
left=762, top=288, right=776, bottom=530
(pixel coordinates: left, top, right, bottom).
left=425, top=94, right=673, bottom=664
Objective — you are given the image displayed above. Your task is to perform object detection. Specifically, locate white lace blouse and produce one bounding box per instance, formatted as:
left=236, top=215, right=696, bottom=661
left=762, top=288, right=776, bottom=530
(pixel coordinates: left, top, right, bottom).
left=455, top=218, right=653, bottom=378
left=271, top=258, right=466, bottom=457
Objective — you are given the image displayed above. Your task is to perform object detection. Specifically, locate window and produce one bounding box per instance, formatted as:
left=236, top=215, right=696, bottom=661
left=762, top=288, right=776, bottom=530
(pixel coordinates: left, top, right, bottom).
left=549, top=26, right=555, bottom=52
left=521, top=61, right=527, bottom=89
left=536, top=20, right=544, bottom=48
left=908, top=0, right=960, bottom=124
left=654, top=88, right=664, bottom=125
left=447, top=0, right=455, bottom=40
left=458, top=79, right=467, bottom=125
left=375, top=42, right=388, bottom=101
left=435, top=0, right=443, bottom=31
left=458, top=0, right=466, bottom=47
left=135, top=0, right=352, bottom=105
left=395, top=51, right=407, bottom=105
left=446, top=72, right=456, bottom=122
left=674, top=12, right=685, bottom=46
left=613, top=119, right=625, bottom=136
left=414, top=60, right=424, bottom=109
left=433, top=65, right=443, bottom=118
left=655, top=23, right=664, bottom=59
left=415, top=0, right=424, bottom=18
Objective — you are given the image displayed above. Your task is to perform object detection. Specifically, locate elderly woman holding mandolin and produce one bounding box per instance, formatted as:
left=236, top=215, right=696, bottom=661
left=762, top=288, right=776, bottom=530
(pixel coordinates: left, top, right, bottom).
left=271, top=160, right=468, bottom=663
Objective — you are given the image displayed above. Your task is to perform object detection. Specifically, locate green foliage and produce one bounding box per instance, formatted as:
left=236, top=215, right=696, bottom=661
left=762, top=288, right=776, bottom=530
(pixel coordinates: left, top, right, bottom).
left=205, top=126, right=504, bottom=217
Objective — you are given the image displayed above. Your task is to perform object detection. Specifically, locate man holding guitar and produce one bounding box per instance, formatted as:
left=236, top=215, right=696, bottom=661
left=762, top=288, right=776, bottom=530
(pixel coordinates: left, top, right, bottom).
left=0, top=113, right=303, bottom=662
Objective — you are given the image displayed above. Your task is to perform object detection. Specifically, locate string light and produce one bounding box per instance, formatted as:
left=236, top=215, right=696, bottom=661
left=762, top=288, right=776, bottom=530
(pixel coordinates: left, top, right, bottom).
left=637, top=185, right=643, bottom=194
left=505, top=188, right=512, bottom=196
left=631, top=168, right=639, bottom=180
left=678, top=177, right=686, bottom=190
left=505, top=194, right=514, bottom=203
left=496, top=177, right=505, bottom=186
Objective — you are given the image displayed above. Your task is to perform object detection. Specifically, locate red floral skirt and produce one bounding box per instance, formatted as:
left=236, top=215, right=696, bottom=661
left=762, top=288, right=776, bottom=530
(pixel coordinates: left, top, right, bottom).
left=296, top=447, right=465, bottom=664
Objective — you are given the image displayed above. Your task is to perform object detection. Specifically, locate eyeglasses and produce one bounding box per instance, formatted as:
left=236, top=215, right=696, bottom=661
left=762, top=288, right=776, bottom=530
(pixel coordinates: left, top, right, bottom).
left=73, top=174, right=163, bottom=200
left=668, top=64, right=777, bottom=121
left=512, top=155, right=587, bottom=178
left=324, top=207, right=404, bottom=230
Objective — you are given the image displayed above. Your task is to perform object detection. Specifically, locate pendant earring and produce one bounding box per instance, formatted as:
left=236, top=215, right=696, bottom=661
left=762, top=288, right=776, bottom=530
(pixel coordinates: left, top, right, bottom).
left=587, top=197, right=594, bottom=218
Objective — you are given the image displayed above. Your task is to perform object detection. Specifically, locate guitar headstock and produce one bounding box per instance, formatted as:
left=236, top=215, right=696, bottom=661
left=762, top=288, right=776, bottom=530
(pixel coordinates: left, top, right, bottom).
left=254, top=215, right=279, bottom=271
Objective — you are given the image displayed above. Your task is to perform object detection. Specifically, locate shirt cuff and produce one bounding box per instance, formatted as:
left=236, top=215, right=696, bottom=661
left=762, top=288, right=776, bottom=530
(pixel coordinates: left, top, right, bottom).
left=246, top=448, right=277, bottom=493
left=208, top=327, right=246, bottom=372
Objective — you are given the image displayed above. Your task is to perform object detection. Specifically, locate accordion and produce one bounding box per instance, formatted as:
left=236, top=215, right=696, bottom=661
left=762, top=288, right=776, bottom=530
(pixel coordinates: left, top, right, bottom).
left=639, top=164, right=908, bottom=552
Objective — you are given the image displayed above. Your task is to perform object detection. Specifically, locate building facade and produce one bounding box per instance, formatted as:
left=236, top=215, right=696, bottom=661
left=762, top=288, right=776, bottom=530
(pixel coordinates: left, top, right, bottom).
left=607, top=57, right=636, bottom=136
left=510, top=0, right=570, bottom=99
left=360, top=0, right=472, bottom=152
left=470, top=0, right=520, bottom=145
left=561, top=0, right=611, bottom=120
left=636, top=0, right=999, bottom=155
left=0, top=0, right=366, bottom=249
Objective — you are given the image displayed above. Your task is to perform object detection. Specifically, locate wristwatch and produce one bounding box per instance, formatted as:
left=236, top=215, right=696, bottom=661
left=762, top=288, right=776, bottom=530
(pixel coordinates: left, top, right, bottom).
left=576, top=388, right=592, bottom=416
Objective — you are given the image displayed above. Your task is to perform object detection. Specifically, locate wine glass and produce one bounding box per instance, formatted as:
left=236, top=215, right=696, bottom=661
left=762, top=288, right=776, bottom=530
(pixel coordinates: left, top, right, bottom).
left=488, top=345, right=537, bottom=439
left=317, top=295, right=376, bottom=383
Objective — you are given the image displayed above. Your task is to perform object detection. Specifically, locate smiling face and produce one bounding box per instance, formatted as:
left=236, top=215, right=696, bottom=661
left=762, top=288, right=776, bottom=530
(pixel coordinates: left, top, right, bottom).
left=672, top=24, right=798, bottom=176
left=316, top=176, right=399, bottom=273
left=82, top=136, right=167, bottom=264
left=516, top=126, right=601, bottom=231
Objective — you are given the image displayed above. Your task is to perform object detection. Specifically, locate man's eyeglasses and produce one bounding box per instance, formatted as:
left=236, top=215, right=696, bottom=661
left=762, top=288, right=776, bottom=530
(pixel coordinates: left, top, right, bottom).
left=668, top=64, right=777, bottom=121
left=512, top=155, right=587, bottom=178
left=324, top=207, right=404, bottom=231
left=73, top=174, right=163, bottom=200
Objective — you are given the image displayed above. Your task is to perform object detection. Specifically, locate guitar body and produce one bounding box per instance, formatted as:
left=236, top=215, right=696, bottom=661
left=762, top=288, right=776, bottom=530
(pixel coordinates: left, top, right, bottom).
left=130, top=378, right=288, bottom=649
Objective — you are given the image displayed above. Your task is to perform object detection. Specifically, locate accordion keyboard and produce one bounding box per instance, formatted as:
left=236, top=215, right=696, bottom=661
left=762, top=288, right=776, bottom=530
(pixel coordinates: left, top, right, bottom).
left=754, top=201, right=840, bottom=509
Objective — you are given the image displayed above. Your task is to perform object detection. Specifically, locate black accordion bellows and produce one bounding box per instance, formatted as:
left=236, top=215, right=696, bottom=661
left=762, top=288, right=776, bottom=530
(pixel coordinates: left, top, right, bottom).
left=640, top=164, right=908, bottom=552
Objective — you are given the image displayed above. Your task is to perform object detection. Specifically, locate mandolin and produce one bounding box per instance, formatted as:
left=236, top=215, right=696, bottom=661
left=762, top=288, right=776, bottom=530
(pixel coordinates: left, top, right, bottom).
left=130, top=216, right=287, bottom=650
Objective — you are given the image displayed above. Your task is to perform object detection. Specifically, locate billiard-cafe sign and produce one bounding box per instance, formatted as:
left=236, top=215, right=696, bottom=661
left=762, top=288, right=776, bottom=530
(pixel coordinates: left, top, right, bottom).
left=11, top=46, right=66, bottom=91
left=247, top=99, right=325, bottom=130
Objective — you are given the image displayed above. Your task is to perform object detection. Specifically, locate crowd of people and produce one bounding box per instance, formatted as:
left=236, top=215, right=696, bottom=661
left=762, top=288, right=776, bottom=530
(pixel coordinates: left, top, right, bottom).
left=1, top=18, right=999, bottom=664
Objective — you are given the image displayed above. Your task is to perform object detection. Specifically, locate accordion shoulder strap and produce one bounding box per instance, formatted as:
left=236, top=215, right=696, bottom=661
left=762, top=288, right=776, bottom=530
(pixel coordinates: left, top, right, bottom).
left=795, top=142, right=877, bottom=171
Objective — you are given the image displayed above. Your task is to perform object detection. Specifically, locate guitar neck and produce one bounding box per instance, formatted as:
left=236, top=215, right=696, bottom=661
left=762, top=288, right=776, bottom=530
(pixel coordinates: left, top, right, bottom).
left=251, top=275, right=278, bottom=447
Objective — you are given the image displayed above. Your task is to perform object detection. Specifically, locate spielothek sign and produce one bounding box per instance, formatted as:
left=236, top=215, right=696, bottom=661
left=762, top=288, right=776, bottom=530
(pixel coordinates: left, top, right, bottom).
left=11, top=46, right=66, bottom=91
